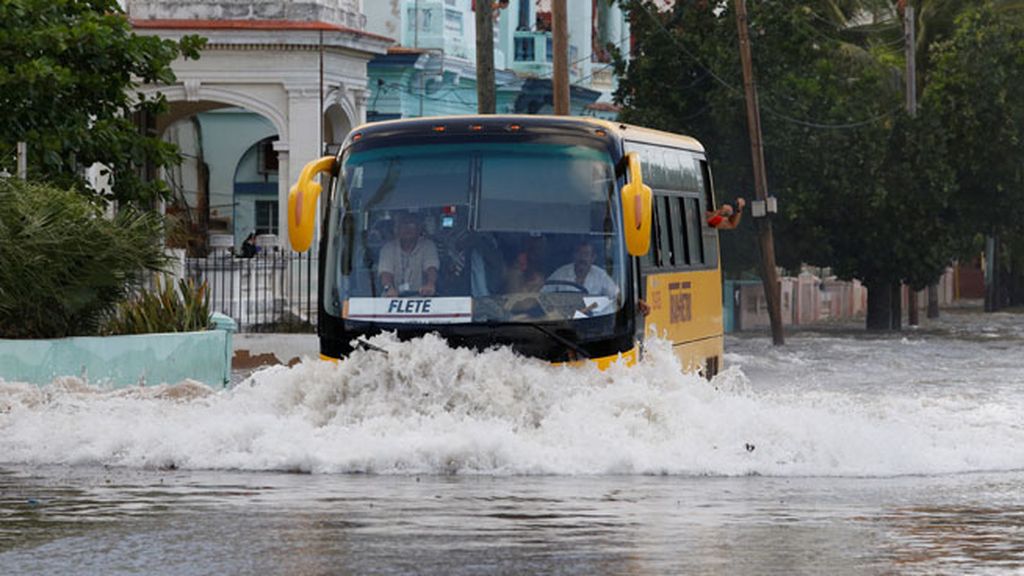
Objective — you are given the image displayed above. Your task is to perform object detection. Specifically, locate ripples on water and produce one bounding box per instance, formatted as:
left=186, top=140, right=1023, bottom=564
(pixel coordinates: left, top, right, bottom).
left=1, top=308, right=1023, bottom=574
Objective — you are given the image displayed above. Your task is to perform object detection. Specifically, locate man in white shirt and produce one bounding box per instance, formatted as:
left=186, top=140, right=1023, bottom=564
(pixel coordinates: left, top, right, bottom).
left=544, top=241, right=619, bottom=299
left=378, top=213, right=439, bottom=296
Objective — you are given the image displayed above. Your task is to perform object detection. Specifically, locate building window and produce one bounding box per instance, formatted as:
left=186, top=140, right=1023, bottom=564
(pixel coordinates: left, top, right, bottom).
left=255, top=200, right=279, bottom=236
left=445, top=8, right=463, bottom=34
left=515, top=36, right=534, bottom=61
left=408, top=7, right=435, bottom=33
left=257, top=137, right=278, bottom=174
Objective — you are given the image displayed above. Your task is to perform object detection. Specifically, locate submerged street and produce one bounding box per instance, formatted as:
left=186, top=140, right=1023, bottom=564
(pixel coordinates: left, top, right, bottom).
left=1, top=307, right=1022, bottom=574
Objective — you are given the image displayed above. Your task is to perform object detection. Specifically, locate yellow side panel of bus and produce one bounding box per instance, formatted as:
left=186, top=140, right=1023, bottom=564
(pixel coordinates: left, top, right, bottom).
left=643, top=268, right=724, bottom=376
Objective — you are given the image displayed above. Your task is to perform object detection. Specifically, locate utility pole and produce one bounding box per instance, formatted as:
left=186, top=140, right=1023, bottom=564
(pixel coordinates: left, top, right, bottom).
left=16, top=141, right=27, bottom=180
left=475, top=0, right=496, bottom=114
left=733, top=0, right=784, bottom=345
left=551, top=0, right=569, bottom=115
left=905, top=4, right=920, bottom=327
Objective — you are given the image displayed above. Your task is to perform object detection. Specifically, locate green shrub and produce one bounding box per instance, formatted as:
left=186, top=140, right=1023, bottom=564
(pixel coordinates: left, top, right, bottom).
left=0, top=179, right=166, bottom=338
left=104, top=277, right=211, bottom=335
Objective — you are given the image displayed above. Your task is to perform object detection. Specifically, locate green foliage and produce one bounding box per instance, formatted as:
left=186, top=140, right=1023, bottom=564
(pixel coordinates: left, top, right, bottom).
left=104, top=277, right=211, bottom=335
left=925, top=3, right=1024, bottom=241
left=613, top=1, right=956, bottom=304
left=0, top=0, right=204, bottom=206
left=923, top=2, right=1024, bottom=305
left=0, top=178, right=166, bottom=338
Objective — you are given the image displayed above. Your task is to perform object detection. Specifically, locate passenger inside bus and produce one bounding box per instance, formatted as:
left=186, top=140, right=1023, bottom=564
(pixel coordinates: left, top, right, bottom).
left=377, top=212, right=439, bottom=297
left=543, top=241, right=619, bottom=300
left=503, top=236, right=546, bottom=293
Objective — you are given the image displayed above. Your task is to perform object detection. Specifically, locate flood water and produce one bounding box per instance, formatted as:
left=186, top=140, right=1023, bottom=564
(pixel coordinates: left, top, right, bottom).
left=2, top=307, right=1023, bottom=574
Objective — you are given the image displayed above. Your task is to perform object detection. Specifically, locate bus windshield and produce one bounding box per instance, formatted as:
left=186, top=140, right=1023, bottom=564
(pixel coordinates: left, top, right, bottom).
left=324, top=141, right=626, bottom=326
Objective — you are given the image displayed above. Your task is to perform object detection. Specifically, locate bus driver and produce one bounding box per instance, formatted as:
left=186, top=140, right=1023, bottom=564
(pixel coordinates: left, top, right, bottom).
left=378, top=213, right=440, bottom=297
left=544, top=241, right=619, bottom=299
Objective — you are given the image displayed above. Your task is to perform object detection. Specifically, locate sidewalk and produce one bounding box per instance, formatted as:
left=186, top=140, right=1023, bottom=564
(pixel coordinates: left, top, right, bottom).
left=231, top=333, right=319, bottom=382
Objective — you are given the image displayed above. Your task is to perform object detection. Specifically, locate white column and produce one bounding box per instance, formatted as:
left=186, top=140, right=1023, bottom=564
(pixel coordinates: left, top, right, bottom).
left=619, top=6, right=630, bottom=63
left=607, top=2, right=623, bottom=54
left=568, top=0, right=593, bottom=84
left=351, top=87, right=370, bottom=125
left=285, top=86, right=324, bottom=251
left=273, top=140, right=290, bottom=250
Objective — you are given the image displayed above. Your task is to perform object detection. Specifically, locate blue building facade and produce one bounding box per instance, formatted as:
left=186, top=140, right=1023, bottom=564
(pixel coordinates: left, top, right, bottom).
left=363, top=0, right=629, bottom=120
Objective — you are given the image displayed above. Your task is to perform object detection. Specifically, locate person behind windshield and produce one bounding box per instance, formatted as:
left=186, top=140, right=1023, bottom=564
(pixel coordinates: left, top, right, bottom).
left=378, top=212, right=439, bottom=297
left=544, top=241, right=618, bottom=299
left=504, top=246, right=545, bottom=294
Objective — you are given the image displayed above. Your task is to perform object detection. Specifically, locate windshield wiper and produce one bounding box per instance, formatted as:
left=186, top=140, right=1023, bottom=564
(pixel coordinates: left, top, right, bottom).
left=483, top=321, right=590, bottom=360
left=354, top=337, right=388, bottom=355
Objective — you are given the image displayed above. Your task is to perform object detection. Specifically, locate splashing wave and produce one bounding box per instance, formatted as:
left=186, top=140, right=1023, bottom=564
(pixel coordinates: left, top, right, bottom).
left=2, top=333, right=1022, bottom=476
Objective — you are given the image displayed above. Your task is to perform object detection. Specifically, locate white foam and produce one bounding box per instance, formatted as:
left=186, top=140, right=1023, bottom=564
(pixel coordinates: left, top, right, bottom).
left=2, top=332, right=1022, bottom=477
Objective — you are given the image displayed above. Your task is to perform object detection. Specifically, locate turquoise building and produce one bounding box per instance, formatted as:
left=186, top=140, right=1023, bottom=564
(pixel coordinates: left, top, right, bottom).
left=363, top=0, right=630, bottom=120
left=157, top=1, right=631, bottom=250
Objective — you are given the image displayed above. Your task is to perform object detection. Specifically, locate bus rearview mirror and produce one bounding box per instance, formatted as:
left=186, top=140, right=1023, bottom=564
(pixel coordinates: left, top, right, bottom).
left=288, top=156, right=336, bottom=253
left=621, top=152, right=652, bottom=256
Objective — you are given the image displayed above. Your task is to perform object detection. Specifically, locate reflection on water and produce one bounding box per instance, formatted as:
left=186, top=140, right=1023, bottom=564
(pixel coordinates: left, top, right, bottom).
left=2, top=307, right=1024, bottom=573
left=877, top=505, right=1024, bottom=572
left=2, top=467, right=1023, bottom=575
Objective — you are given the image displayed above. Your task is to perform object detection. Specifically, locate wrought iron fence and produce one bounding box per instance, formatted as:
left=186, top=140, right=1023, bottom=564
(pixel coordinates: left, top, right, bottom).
left=184, top=249, right=318, bottom=333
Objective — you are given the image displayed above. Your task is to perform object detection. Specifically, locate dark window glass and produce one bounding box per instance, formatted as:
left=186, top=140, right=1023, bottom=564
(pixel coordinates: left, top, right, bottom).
left=258, top=137, right=279, bottom=174
left=514, top=36, right=535, bottom=61
left=685, top=197, right=704, bottom=266
left=697, top=162, right=720, bottom=268
left=658, top=195, right=673, bottom=267
left=674, top=196, right=691, bottom=267
left=668, top=195, right=686, bottom=267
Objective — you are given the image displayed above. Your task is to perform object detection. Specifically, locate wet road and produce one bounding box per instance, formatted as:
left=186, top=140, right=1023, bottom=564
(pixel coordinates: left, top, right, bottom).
left=2, top=307, right=1023, bottom=574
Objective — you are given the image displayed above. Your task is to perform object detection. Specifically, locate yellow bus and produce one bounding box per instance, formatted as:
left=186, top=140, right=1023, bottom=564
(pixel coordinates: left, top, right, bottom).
left=289, top=115, right=723, bottom=376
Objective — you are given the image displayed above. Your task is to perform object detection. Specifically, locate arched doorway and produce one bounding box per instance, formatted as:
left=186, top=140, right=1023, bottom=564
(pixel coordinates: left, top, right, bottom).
left=233, top=135, right=281, bottom=241
left=159, top=99, right=280, bottom=256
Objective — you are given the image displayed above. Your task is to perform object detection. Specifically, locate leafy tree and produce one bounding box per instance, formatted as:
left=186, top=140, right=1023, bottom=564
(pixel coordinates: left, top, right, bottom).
left=924, top=3, right=1024, bottom=308
left=0, top=178, right=166, bottom=338
left=613, top=0, right=955, bottom=330
left=0, top=0, right=203, bottom=206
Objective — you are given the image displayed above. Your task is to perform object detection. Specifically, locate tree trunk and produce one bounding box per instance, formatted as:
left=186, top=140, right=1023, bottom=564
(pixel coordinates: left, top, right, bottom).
left=908, top=289, right=919, bottom=326
left=866, top=280, right=892, bottom=330
left=927, top=283, right=940, bottom=318
left=985, top=234, right=998, bottom=312
left=890, top=283, right=903, bottom=331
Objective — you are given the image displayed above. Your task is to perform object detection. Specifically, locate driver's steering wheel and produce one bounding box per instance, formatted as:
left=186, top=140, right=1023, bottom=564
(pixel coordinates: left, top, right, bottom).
left=541, top=279, right=589, bottom=294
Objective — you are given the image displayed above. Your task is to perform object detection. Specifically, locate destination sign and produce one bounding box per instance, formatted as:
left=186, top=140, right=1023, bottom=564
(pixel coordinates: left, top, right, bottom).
left=345, top=297, right=473, bottom=324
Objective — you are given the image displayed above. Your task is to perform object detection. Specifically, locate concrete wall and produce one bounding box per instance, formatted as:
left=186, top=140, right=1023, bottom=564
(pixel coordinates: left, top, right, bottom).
left=0, top=330, right=233, bottom=388
left=725, top=268, right=958, bottom=332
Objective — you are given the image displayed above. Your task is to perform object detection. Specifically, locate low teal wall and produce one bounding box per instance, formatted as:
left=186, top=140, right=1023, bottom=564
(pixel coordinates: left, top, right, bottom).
left=0, top=329, right=232, bottom=388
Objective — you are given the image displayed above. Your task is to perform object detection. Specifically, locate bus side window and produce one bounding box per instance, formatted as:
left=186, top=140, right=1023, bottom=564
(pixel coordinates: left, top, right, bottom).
left=669, top=196, right=689, bottom=267
left=697, top=159, right=720, bottom=269
left=641, top=192, right=662, bottom=270
left=685, top=197, right=704, bottom=266
left=699, top=159, right=715, bottom=210
left=658, top=195, right=674, bottom=267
